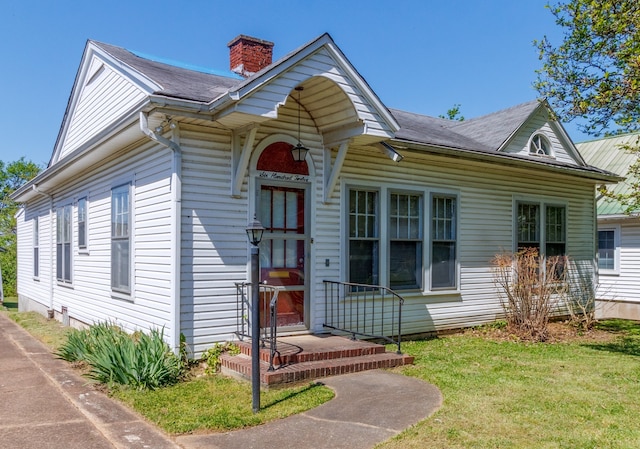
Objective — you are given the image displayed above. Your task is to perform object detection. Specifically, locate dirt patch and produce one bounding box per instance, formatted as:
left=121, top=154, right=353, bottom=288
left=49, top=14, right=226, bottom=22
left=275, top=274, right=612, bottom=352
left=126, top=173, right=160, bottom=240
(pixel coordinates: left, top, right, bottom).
left=464, top=321, right=617, bottom=344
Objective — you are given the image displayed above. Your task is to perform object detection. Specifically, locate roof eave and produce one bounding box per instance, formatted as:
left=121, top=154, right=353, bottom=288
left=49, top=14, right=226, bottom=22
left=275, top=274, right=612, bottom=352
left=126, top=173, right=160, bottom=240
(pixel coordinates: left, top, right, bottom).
left=392, top=137, right=621, bottom=183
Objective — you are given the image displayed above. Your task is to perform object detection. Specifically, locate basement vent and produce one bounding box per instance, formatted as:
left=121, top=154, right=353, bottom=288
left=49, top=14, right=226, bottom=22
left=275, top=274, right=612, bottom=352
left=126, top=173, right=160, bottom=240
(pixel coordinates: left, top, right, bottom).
left=61, top=306, right=70, bottom=327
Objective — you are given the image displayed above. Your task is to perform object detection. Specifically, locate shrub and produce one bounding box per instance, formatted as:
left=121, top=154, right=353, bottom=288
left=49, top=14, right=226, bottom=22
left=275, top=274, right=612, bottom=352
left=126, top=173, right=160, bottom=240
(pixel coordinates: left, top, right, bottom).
left=56, top=322, right=183, bottom=390
left=492, top=248, right=567, bottom=341
left=201, top=342, right=240, bottom=375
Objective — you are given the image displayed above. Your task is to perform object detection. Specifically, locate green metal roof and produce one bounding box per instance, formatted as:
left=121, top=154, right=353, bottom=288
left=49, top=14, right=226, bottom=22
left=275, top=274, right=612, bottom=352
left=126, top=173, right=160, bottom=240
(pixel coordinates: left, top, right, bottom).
left=578, top=133, right=640, bottom=216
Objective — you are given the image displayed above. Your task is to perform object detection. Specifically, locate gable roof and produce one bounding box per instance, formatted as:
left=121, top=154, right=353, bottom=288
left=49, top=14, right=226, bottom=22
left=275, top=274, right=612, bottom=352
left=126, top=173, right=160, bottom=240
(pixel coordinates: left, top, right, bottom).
left=578, top=133, right=640, bottom=216
left=13, top=34, right=621, bottom=204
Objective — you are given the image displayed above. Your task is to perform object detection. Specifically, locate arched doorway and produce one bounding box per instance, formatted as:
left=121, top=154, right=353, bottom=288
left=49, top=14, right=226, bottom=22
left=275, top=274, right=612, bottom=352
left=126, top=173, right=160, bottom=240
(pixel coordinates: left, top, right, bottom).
left=256, top=141, right=310, bottom=329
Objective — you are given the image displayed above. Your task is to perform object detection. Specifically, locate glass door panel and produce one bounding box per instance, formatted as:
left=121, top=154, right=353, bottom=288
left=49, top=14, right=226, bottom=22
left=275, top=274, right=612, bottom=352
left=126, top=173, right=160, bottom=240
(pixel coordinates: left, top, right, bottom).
left=259, top=185, right=306, bottom=328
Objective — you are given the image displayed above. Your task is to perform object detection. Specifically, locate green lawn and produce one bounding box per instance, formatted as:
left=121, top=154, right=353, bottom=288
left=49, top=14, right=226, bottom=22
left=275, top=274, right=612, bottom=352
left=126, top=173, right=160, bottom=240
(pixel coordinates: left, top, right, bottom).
left=377, top=321, right=640, bottom=449
left=5, top=303, right=640, bottom=446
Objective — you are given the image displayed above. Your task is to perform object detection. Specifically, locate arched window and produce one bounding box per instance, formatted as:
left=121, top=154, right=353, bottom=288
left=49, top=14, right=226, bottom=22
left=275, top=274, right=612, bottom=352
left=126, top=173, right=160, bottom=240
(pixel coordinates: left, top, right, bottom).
left=529, top=133, right=552, bottom=156
left=257, top=141, right=309, bottom=175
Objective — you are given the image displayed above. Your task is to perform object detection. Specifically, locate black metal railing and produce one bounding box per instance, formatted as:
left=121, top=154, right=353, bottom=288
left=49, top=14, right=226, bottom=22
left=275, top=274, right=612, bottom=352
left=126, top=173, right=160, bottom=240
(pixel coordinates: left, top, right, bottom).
left=234, top=282, right=281, bottom=370
left=323, top=280, right=405, bottom=354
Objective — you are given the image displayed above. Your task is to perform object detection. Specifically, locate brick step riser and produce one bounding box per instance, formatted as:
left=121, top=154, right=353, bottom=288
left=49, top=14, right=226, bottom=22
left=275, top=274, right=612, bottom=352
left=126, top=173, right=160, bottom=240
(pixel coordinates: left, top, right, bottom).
left=235, top=341, right=386, bottom=364
left=220, top=354, right=413, bottom=386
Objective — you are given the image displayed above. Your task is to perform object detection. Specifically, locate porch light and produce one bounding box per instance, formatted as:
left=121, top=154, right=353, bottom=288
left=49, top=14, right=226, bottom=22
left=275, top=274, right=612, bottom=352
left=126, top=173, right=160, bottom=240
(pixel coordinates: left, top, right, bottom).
left=245, top=215, right=265, bottom=246
left=291, top=86, right=310, bottom=162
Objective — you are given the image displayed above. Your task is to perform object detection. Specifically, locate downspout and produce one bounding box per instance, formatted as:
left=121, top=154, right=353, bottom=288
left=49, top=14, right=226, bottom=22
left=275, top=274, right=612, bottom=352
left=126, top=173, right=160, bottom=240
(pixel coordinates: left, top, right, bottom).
left=32, top=185, right=54, bottom=316
left=140, top=111, right=182, bottom=354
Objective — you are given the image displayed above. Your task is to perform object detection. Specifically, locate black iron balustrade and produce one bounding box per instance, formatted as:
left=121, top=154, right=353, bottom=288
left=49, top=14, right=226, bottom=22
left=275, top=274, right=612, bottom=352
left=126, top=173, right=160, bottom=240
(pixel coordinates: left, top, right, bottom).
left=323, top=280, right=405, bottom=354
left=234, top=282, right=281, bottom=371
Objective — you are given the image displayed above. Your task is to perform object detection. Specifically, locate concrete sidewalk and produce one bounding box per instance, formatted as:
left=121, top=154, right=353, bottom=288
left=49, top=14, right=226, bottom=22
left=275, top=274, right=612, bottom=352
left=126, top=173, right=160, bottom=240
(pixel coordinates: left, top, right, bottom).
left=0, top=312, right=179, bottom=449
left=0, top=311, right=442, bottom=449
left=176, top=370, right=443, bottom=449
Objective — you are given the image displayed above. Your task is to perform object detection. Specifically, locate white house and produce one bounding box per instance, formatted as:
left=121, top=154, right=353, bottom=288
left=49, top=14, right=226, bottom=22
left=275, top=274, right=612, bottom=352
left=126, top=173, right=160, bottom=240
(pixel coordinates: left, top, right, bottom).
left=578, top=133, right=640, bottom=319
left=12, top=34, right=617, bottom=355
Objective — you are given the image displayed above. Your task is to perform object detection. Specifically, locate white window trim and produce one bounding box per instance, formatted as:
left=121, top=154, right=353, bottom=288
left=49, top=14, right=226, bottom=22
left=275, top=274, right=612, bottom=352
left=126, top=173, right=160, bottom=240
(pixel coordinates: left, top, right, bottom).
left=343, top=180, right=460, bottom=294
left=111, top=182, right=134, bottom=299
left=56, top=203, right=73, bottom=286
left=598, top=224, right=620, bottom=276
left=77, top=196, right=89, bottom=253
left=33, top=216, right=39, bottom=280
left=513, top=197, right=568, bottom=256
left=527, top=132, right=554, bottom=158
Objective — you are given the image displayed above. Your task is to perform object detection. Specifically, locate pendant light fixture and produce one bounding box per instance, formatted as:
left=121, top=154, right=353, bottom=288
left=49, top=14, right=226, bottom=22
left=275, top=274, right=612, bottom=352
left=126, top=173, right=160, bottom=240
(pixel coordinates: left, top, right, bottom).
left=291, top=86, right=310, bottom=162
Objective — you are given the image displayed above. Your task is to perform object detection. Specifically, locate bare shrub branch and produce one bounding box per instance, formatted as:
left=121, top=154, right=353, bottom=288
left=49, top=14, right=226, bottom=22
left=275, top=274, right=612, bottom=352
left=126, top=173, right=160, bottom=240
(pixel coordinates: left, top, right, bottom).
left=492, top=248, right=568, bottom=342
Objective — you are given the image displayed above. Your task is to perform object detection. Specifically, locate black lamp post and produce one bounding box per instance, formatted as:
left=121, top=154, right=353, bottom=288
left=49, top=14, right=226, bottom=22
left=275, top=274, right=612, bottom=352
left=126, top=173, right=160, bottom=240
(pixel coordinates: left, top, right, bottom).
left=245, top=215, right=264, bottom=413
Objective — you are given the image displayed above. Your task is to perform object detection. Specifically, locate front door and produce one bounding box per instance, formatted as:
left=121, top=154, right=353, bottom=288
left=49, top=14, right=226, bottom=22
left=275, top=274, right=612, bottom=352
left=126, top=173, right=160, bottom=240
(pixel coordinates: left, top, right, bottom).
left=258, top=184, right=308, bottom=329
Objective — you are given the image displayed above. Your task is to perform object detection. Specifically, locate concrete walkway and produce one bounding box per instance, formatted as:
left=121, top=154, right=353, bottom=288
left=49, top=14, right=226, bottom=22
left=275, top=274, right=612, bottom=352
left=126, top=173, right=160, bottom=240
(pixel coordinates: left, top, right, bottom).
left=0, top=312, right=442, bottom=449
left=0, top=312, right=179, bottom=449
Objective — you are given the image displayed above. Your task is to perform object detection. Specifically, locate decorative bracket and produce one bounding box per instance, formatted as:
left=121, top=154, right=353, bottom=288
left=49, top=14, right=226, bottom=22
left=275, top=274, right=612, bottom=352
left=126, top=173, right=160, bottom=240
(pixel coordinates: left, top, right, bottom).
left=323, top=140, right=349, bottom=203
left=231, top=124, right=259, bottom=197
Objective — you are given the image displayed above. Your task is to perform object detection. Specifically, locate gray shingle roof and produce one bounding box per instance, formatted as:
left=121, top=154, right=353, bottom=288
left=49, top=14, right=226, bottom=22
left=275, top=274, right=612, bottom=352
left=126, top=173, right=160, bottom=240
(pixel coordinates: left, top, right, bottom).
left=91, top=40, right=614, bottom=179
left=94, top=41, right=242, bottom=102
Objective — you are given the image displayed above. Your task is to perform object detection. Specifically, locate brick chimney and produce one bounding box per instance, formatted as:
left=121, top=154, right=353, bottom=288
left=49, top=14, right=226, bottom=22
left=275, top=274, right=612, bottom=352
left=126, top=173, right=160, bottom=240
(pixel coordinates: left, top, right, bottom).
left=228, top=35, right=274, bottom=78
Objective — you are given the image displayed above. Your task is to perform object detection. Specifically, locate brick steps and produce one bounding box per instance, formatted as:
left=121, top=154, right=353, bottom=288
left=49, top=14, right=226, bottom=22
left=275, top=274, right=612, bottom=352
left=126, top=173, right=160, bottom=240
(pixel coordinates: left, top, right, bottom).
left=220, top=335, right=414, bottom=387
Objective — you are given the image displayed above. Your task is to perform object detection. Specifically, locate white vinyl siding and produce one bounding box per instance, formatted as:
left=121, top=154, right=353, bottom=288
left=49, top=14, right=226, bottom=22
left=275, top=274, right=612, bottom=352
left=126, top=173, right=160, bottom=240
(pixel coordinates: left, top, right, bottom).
left=57, top=62, right=147, bottom=160
left=232, top=47, right=394, bottom=139
left=335, top=144, right=596, bottom=335
left=16, top=139, right=175, bottom=342
left=502, top=113, right=579, bottom=165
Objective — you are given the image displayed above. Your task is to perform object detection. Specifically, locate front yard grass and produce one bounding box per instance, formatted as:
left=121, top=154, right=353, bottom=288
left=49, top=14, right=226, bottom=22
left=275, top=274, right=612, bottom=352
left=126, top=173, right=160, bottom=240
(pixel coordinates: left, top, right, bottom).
left=5, top=304, right=640, bottom=446
left=0, top=306, right=334, bottom=434
left=378, top=320, right=640, bottom=449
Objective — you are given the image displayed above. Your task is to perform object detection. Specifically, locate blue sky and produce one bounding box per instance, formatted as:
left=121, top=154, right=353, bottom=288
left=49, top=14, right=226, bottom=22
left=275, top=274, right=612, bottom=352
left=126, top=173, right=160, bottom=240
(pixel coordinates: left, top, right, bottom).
left=1, top=0, right=583, bottom=167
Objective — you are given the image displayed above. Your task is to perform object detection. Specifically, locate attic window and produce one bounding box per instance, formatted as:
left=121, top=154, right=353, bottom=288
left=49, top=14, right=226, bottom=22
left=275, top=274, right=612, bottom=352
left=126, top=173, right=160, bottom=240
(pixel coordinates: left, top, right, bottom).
left=529, top=133, right=552, bottom=156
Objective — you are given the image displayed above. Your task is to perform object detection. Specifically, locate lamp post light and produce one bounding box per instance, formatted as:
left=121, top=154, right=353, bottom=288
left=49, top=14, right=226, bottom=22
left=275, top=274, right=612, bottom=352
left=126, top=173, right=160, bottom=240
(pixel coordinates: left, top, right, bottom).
left=245, top=215, right=264, bottom=413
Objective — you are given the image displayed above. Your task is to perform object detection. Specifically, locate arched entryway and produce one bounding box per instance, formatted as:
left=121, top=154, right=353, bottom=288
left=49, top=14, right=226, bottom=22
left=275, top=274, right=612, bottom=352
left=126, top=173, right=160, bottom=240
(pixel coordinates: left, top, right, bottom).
left=256, top=141, right=310, bottom=330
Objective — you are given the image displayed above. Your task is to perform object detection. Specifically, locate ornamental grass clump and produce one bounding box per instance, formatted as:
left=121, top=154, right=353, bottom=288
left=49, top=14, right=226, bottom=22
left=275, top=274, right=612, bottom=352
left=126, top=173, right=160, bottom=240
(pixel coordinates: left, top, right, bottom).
left=56, top=322, right=183, bottom=390
left=492, top=248, right=568, bottom=342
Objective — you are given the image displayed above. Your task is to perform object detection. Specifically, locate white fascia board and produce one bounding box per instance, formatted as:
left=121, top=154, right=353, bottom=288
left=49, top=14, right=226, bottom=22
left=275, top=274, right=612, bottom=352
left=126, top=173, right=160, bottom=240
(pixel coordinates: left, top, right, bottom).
left=50, top=41, right=161, bottom=165
left=12, top=105, right=145, bottom=203
left=208, top=33, right=400, bottom=133
left=393, top=139, right=621, bottom=184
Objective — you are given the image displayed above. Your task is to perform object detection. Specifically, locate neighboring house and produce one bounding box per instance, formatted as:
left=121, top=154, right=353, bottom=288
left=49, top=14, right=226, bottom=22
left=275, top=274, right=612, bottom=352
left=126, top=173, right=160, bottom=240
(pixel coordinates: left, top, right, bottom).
left=12, top=33, right=617, bottom=355
left=578, top=133, right=640, bottom=319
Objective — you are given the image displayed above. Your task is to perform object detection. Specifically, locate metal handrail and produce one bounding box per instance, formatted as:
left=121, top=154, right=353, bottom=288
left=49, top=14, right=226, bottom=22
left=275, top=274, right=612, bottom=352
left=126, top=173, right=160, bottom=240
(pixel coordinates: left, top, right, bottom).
left=323, top=280, right=405, bottom=354
left=234, top=282, right=281, bottom=370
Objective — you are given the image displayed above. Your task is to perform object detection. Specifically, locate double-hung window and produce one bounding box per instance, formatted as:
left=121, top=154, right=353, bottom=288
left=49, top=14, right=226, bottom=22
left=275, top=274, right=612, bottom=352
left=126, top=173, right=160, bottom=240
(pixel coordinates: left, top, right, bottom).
left=56, top=205, right=72, bottom=283
left=111, top=184, right=131, bottom=293
left=33, top=217, right=39, bottom=278
left=516, top=201, right=566, bottom=257
left=389, top=192, right=422, bottom=290
left=348, top=189, right=379, bottom=285
left=347, top=186, right=458, bottom=292
left=598, top=227, right=619, bottom=274
left=78, top=197, right=87, bottom=250
left=431, top=195, right=457, bottom=289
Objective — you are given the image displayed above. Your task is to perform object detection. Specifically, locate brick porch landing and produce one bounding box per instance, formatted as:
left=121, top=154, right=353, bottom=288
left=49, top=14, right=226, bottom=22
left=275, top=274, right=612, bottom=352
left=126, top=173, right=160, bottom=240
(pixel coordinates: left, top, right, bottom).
left=220, top=335, right=414, bottom=387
